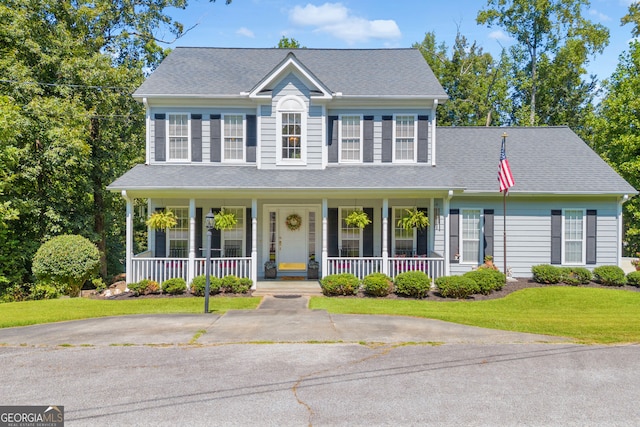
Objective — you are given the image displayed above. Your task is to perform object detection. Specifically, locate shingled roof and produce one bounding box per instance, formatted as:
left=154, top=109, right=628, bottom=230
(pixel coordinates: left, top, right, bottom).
left=134, top=47, right=448, bottom=98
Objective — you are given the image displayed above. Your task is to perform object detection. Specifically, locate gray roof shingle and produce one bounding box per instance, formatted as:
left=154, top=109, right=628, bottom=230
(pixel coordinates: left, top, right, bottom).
left=134, top=48, right=448, bottom=98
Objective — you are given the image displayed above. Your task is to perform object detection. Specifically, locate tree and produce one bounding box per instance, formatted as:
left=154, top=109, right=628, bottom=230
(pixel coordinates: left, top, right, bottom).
left=276, top=36, right=305, bottom=48
left=477, top=0, right=609, bottom=126
left=413, top=31, right=512, bottom=126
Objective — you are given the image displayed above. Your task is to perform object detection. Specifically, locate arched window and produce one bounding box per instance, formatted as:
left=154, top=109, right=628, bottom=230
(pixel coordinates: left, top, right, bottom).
left=276, top=96, right=306, bottom=164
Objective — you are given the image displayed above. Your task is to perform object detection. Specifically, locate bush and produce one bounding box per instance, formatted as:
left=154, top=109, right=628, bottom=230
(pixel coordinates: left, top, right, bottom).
left=626, top=271, right=640, bottom=287
left=0, top=283, right=31, bottom=303
left=92, top=278, right=107, bottom=292
left=531, top=264, right=563, bottom=284
left=320, top=273, right=360, bottom=296
left=190, top=275, right=221, bottom=296
left=32, top=234, right=101, bottom=297
left=593, top=266, right=626, bottom=286
left=161, top=278, right=187, bottom=295
left=436, top=276, right=480, bottom=299
left=220, top=275, right=251, bottom=294
left=29, top=283, right=64, bottom=300
left=561, top=267, right=592, bottom=285
left=362, top=273, right=393, bottom=297
left=128, top=279, right=161, bottom=296
left=394, top=271, right=431, bottom=299
left=463, top=269, right=505, bottom=295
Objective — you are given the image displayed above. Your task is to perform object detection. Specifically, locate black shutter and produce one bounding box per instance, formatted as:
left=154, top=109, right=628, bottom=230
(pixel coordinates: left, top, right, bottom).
left=483, top=209, right=494, bottom=259
left=212, top=208, right=221, bottom=258
left=363, top=116, right=374, bottom=163
left=328, top=208, right=339, bottom=256
left=246, top=208, right=252, bottom=256
left=154, top=207, right=166, bottom=257
left=210, top=114, right=221, bottom=163
left=246, top=115, right=257, bottom=163
left=551, top=210, right=562, bottom=264
left=154, top=114, right=166, bottom=162
left=195, top=208, right=203, bottom=258
left=417, top=208, right=428, bottom=256
left=363, top=207, right=374, bottom=256
left=382, top=115, right=392, bottom=163
left=328, top=116, right=339, bottom=163
left=417, top=115, right=429, bottom=163
left=586, top=210, right=597, bottom=264
left=450, top=209, right=459, bottom=263
left=191, top=114, right=202, bottom=162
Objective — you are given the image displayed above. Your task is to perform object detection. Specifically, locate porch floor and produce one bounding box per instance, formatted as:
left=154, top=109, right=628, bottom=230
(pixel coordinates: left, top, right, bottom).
left=253, top=280, right=323, bottom=296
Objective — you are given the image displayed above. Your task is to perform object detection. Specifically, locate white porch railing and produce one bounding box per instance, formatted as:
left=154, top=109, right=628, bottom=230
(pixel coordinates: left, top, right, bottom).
left=130, top=257, right=252, bottom=284
left=326, top=256, right=444, bottom=281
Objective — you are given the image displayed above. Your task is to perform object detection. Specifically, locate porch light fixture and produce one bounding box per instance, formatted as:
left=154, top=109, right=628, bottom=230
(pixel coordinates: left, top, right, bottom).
left=204, top=209, right=215, bottom=313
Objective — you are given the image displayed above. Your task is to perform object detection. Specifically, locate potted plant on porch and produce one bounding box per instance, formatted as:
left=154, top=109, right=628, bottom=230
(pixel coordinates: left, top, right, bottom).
left=307, top=255, right=319, bottom=279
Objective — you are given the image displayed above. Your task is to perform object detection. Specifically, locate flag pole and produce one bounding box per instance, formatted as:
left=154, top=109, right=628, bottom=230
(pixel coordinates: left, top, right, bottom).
left=502, top=132, right=508, bottom=278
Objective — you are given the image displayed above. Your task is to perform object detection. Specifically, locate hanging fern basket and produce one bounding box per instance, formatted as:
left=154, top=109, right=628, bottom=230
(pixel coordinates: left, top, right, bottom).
left=146, top=210, right=178, bottom=230
left=344, top=210, right=371, bottom=229
left=398, top=208, right=429, bottom=232
left=214, top=209, right=237, bottom=231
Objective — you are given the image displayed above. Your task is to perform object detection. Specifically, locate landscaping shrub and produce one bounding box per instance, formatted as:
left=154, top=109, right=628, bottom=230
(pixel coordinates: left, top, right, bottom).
left=394, top=271, right=431, bottom=299
left=0, top=283, right=30, bottom=303
left=561, top=267, right=592, bottom=285
left=161, top=278, right=187, bottom=295
left=32, top=234, right=101, bottom=297
left=129, top=279, right=161, bottom=296
left=362, top=273, right=393, bottom=297
left=221, top=275, right=251, bottom=294
left=593, top=266, right=626, bottom=286
left=626, top=271, right=640, bottom=287
left=92, top=278, right=107, bottom=292
left=190, top=275, right=221, bottom=296
left=29, top=283, right=64, bottom=300
left=531, top=264, right=563, bottom=284
left=463, top=269, right=505, bottom=295
left=319, top=273, right=360, bottom=296
left=436, top=275, right=480, bottom=299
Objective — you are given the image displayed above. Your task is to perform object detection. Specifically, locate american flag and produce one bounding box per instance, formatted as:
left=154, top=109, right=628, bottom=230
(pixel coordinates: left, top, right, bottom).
left=498, top=136, right=515, bottom=192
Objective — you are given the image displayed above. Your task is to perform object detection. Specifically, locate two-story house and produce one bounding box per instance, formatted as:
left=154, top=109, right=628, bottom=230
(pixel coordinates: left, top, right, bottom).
left=108, top=47, right=636, bottom=287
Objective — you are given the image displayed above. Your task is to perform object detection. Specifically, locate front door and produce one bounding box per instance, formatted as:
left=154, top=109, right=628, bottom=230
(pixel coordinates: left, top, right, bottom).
left=278, top=208, right=308, bottom=265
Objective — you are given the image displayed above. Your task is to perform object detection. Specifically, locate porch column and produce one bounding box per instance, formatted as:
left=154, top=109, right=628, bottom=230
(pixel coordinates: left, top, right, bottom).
left=382, top=198, right=389, bottom=275
left=251, top=199, right=258, bottom=288
left=322, top=198, right=328, bottom=277
left=188, top=198, right=196, bottom=286
left=444, top=191, right=452, bottom=276
left=123, top=191, right=133, bottom=285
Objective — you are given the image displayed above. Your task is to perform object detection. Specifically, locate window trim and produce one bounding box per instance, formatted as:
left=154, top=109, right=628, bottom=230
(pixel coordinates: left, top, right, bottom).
left=339, top=207, right=363, bottom=257
left=221, top=206, right=245, bottom=257
left=276, top=95, right=307, bottom=165
left=222, top=114, right=246, bottom=163
left=562, top=208, right=586, bottom=265
left=392, top=206, right=417, bottom=256
left=166, top=206, right=189, bottom=257
left=392, top=114, right=417, bottom=163
left=460, top=208, right=482, bottom=264
left=166, top=113, right=191, bottom=162
left=338, top=114, right=363, bottom=163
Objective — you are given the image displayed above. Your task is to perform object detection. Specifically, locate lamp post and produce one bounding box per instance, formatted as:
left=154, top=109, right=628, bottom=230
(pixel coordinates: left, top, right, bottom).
left=204, top=209, right=215, bottom=313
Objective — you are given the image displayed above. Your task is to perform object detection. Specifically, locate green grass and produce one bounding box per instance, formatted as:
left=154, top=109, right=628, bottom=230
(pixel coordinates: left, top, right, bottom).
left=310, top=287, right=640, bottom=344
left=0, top=297, right=260, bottom=329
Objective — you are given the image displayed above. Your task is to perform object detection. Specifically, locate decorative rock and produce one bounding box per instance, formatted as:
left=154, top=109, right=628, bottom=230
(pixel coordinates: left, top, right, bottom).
left=103, top=289, right=112, bottom=297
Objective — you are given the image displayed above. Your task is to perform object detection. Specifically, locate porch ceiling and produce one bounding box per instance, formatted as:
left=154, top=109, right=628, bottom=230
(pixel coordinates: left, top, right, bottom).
left=108, top=164, right=464, bottom=197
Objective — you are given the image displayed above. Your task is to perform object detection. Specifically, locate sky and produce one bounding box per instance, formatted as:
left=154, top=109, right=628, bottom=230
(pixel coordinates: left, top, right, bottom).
left=168, top=0, right=638, bottom=82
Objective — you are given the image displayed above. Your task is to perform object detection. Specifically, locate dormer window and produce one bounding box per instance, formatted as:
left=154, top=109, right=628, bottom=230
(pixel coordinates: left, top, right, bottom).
left=276, top=95, right=306, bottom=165
left=168, top=113, right=190, bottom=161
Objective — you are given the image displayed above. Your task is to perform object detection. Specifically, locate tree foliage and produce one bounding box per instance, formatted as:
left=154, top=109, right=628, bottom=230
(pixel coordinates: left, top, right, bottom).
left=276, top=36, right=305, bottom=48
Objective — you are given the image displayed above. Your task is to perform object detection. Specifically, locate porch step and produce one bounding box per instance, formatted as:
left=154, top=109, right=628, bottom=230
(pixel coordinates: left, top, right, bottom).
left=253, top=280, right=323, bottom=296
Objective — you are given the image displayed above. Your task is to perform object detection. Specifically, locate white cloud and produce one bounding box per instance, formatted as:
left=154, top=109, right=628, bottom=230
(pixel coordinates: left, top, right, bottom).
left=236, top=27, right=255, bottom=38
left=488, top=30, right=511, bottom=42
left=589, top=9, right=612, bottom=21
left=289, top=2, right=401, bottom=44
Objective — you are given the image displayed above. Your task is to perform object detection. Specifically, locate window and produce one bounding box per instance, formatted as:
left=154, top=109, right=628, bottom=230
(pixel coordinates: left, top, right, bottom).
left=222, top=207, right=244, bottom=257
left=168, top=114, right=189, bottom=161
left=223, top=115, right=244, bottom=161
left=563, top=209, right=585, bottom=264
left=340, top=115, right=362, bottom=162
left=393, top=207, right=415, bottom=256
left=461, top=209, right=481, bottom=263
left=281, top=112, right=302, bottom=159
left=167, top=207, right=188, bottom=257
left=394, top=115, right=416, bottom=162
left=339, top=208, right=362, bottom=257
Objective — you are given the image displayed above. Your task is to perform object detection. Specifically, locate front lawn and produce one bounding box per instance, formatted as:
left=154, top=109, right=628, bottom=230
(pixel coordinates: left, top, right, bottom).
left=310, top=287, right=640, bottom=344
left=0, top=297, right=260, bottom=328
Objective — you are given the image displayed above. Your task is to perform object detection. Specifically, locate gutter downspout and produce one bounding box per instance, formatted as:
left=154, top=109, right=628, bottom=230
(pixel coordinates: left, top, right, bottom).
left=143, top=98, right=150, bottom=165
left=431, top=99, right=438, bottom=167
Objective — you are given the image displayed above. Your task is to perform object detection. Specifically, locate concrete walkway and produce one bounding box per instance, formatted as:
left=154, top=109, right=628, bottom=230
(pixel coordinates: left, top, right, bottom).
left=0, top=296, right=568, bottom=346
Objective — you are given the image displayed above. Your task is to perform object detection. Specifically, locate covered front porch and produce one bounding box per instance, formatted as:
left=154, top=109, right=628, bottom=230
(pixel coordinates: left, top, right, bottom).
left=120, top=192, right=451, bottom=288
